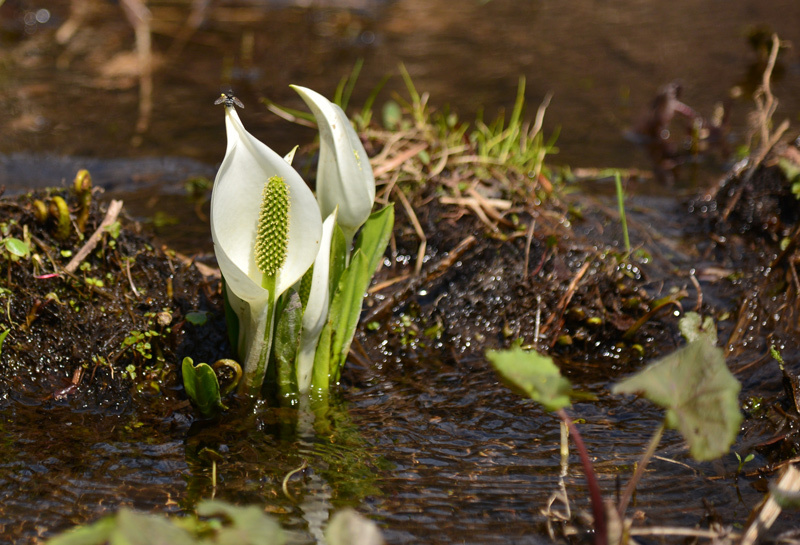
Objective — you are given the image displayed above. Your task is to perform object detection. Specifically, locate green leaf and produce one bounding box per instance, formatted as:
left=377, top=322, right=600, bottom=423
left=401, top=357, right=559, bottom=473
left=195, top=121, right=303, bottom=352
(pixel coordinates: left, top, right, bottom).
left=197, top=500, right=285, bottom=545
left=182, top=357, right=223, bottom=417
left=352, top=205, right=394, bottom=280
left=221, top=277, right=241, bottom=357
left=312, top=318, right=334, bottom=395
left=114, top=509, right=196, bottom=545
left=273, top=291, right=303, bottom=398
left=4, top=237, right=30, bottom=258
left=47, top=510, right=196, bottom=545
left=328, top=249, right=369, bottom=378
left=328, top=223, right=347, bottom=298
left=45, top=515, right=116, bottom=545
left=678, top=312, right=717, bottom=345
left=486, top=346, right=574, bottom=411
left=612, top=338, right=742, bottom=461
left=185, top=311, right=208, bottom=326
left=0, top=329, right=8, bottom=358
left=320, top=206, right=394, bottom=383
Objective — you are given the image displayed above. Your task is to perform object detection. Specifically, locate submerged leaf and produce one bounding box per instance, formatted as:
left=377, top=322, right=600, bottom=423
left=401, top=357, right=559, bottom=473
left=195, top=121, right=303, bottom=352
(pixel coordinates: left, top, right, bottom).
left=487, top=347, right=574, bottom=411
left=612, top=338, right=742, bottom=461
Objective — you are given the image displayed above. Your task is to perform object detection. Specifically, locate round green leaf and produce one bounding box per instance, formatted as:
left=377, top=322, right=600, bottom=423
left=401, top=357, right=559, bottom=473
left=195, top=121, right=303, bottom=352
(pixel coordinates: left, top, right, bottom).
left=4, top=238, right=30, bottom=258
left=613, top=338, right=742, bottom=461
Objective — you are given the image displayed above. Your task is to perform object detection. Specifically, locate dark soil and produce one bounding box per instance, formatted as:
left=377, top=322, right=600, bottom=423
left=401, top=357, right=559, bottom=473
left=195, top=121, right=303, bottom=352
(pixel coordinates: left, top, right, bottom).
left=0, top=184, right=229, bottom=415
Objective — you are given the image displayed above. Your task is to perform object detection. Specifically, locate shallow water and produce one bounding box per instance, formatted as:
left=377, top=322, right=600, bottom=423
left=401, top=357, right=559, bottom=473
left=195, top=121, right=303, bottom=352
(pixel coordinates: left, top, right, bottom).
left=0, top=0, right=798, bottom=543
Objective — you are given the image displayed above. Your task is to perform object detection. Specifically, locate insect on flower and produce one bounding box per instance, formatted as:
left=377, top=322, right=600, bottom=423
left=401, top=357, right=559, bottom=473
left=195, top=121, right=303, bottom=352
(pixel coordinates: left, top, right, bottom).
left=214, top=92, right=244, bottom=109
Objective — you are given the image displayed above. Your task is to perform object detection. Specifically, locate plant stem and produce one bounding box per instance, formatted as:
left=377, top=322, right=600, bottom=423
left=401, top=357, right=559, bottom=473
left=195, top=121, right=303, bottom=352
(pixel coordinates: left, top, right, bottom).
left=617, top=422, right=665, bottom=518
left=614, top=171, right=631, bottom=254
left=557, top=408, right=607, bottom=545
left=240, top=277, right=277, bottom=398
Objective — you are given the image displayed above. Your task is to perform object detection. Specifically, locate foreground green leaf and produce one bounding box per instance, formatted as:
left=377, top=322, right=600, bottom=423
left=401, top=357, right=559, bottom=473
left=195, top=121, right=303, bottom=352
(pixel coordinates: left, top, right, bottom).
left=182, top=357, right=223, bottom=417
left=47, top=509, right=195, bottom=545
left=46, top=501, right=286, bottom=545
left=678, top=312, right=718, bottom=345
left=196, top=500, right=285, bottom=545
left=4, top=237, right=30, bottom=258
left=487, top=347, right=574, bottom=411
left=316, top=205, right=394, bottom=387
left=612, top=337, right=742, bottom=461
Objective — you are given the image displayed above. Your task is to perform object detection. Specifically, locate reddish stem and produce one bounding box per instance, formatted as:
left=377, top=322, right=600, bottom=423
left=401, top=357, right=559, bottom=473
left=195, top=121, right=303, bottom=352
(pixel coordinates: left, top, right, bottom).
left=557, top=408, right=607, bottom=545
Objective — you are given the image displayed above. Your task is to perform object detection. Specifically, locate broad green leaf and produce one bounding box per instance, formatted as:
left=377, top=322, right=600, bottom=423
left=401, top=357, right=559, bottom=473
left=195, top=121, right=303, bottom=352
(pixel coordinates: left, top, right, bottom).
left=182, top=357, right=223, bottom=417
left=197, top=500, right=285, bottom=545
left=326, top=509, right=385, bottom=545
left=273, top=291, right=303, bottom=398
left=185, top=311, right=208, bottom=326
left=4, top=237, right=30, bottom=258
left=322, top=205, right=394, bottom=382
left=45, top=515, right=115, bottom=545
left=312, top=319, right=334, bottom=394
left=352, top=205, right=394, bottom=279
left=612, top=338, right=742, bottom=461
left=487, top=347, right=574, bottom=411
left=678, top=312, right=717, bottom=345
left=328, top=223, right=347, bottom=298
left=221, top=277, right=241, bottom=357
left=329, top=249, right=370, bottom=377
left=114, top=509, right=196, bottom=545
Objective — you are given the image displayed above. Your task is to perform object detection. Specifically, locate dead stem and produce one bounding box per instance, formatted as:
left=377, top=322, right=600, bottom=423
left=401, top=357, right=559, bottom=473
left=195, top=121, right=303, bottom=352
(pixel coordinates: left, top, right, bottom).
left=373, top=142, right=429, bottom=178
left=720, top=33, right=790, bottom=222
left=523, top=221, right=536, bottom=278
left=741, top=464, right=800, bottom=545
left=542, top=258, right=593, bottom=345
left=617, top=423, right=664, bottom=518
left=394, top=188, right=427, bottom=275
left=64, top=199, right=124, bottom=274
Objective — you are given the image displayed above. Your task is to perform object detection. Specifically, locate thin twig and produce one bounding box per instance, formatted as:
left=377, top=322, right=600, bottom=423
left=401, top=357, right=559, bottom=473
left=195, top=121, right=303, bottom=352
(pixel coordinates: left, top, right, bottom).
left=629, top=527, right=740, bottom=539
left=523, top=221, right=536, bottom=278
left=373, top=142, right=428, bottom=178
left=618, top=423, right=664, bottom=518
left=557, top=409, right=607, bottom=545
left=281, top=460, right=308, bottom=502
left=394, top=188, right=426, bottom=275
left=64, top=200, right=124, bottom=274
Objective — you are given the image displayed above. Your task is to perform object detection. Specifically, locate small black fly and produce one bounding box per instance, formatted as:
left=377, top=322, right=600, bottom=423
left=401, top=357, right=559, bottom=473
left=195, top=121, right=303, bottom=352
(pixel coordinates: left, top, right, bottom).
left=214, top=92, right=244, bottom=109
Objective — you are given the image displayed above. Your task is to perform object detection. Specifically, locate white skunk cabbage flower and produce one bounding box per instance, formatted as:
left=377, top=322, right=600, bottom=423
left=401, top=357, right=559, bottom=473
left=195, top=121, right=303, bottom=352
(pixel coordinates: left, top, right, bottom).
left=211, top=101, right=322, bottom=396
left=295, top=208, right=338, bottom=394
left=291, top=85, right=375, bottom=245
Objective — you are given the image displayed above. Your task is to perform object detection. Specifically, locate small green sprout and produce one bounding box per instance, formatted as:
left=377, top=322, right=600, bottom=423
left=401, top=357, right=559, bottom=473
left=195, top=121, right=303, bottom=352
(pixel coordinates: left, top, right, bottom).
left=735, top=451, right=755, bottom=475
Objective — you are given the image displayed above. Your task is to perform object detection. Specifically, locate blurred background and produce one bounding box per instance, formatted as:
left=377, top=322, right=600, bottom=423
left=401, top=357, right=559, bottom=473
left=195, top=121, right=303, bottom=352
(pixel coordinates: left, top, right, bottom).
left=0, top=0, right=799, bottom=225
left=2, top=1, right=800, bottom=161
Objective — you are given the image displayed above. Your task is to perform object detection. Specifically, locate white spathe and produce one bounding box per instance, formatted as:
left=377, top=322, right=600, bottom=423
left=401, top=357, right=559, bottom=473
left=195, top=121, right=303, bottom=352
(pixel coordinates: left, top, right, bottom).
left=291, top=85, right=376, bottom=244
left=211, top=105, right=322, bottom=377
left=295, top=208, right=338, bottom=394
